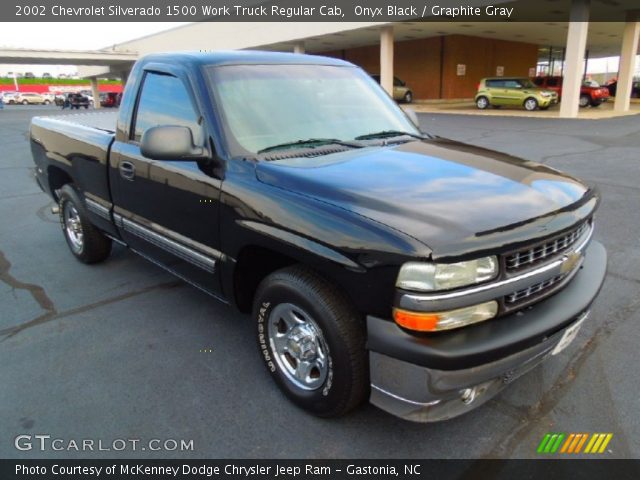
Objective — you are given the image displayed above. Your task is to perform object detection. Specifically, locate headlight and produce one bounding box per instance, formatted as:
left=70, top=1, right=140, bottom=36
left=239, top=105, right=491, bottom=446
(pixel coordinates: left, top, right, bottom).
left=540, top=91, right=551, bottom=97
left=396, top=256, right=498, bottom=292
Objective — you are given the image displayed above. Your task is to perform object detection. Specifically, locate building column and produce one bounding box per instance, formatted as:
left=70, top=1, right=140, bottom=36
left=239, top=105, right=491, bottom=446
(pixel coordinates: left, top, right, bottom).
left=380, top=26, right=394, bottom=95
left=118, top=69, right=130, bottom=87
left=559, top=0, right=590, bottom=118
left=90, top=78, right=100, bottom=110
left=293, top=41, right=305, bottom=54
left=614, top=12, right=640, bottom=113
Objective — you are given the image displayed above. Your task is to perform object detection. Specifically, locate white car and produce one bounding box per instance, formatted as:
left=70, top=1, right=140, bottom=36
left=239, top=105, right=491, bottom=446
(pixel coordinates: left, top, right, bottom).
left=41, top=93, right=56, bottom=104
left=1, top=92, right=20, bottom=104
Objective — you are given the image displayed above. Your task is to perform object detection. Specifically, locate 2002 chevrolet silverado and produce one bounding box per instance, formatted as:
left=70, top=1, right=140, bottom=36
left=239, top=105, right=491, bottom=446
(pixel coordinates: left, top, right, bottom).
left=30, top=51, right=607, bottom=422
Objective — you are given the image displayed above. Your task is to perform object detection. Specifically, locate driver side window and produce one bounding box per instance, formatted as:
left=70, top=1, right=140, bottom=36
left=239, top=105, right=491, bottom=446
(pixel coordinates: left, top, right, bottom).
left=132, top=72, right=202, bottom=145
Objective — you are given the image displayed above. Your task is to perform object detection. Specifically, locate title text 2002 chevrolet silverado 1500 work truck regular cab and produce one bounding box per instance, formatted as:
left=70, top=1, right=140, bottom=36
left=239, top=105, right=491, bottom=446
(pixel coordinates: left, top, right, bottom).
left=30, top=52, right=607, bottom=422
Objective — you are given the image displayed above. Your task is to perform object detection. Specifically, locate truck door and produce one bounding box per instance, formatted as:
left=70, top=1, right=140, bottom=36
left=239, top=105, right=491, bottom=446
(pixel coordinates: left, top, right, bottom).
left=109, top=69, right=224, bottom=297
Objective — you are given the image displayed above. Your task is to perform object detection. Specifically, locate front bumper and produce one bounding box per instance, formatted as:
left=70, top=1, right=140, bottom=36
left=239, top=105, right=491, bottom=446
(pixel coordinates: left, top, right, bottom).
left=367, top=240, right=607, bottom=422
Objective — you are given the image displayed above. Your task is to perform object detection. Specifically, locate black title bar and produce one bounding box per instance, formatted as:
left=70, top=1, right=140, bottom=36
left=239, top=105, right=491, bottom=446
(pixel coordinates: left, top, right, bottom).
left=3, top=460, right=640, bottom=480
left=6, top=0, right=640, bottom=22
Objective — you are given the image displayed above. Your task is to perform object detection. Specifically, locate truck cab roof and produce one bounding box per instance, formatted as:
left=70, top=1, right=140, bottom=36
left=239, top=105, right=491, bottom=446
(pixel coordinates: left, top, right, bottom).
left=138, top=50, right=353, bottom=68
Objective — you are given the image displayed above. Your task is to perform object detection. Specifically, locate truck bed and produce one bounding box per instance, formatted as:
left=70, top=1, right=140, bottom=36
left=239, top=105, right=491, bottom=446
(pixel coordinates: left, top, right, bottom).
left=30, top=111, right=117, bottom=213
left=37, top=111, right=118, bottom=133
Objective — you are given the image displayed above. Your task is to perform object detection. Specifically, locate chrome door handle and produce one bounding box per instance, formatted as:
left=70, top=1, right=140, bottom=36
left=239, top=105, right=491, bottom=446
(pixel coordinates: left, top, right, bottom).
left=119, top=161, right=135, bottom=181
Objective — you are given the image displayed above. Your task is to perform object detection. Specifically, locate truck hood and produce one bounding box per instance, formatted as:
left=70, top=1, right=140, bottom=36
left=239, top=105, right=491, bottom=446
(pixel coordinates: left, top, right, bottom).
left=255, top=139, right=592, bottom=258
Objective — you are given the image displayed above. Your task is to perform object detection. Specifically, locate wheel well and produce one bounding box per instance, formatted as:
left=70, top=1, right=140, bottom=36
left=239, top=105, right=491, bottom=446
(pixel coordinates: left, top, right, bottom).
left=47, top=166, right=73, bottom=201
left=233, top=246, right=297, bottom=313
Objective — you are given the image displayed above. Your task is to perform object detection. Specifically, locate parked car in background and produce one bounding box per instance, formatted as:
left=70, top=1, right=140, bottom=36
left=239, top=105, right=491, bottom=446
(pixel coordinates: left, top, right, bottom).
left=41, top=93, right=55, bottom=104
left=24, top=72, right=35, bottom=79
left=1, top=91, right=20, bottom=104
left=99, top=92, right=121, bottom=108
left=604, top=79, right=640, bottom=99
left=475, top=77, right=558, bottom=111
left=80, top=90, right=95, bottom=106
left=16, top=93, right=46, bottom=105
left=66, top=93, right=91, bottom=109
left=370, top=74, right=414, bottom=103
left=532, top=76, right=610, bottom=107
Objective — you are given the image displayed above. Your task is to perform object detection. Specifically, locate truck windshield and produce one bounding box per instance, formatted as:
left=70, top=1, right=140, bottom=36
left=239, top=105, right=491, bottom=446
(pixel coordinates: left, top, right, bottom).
left=207, top=64, right=419, bottom=156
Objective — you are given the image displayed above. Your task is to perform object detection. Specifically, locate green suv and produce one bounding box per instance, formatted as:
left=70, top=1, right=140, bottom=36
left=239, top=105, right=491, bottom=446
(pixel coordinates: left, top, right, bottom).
left=475, top=77, right=558, bottom=111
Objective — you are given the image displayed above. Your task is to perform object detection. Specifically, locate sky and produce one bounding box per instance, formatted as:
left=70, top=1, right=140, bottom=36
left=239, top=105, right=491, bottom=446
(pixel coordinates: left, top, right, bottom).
left=0, top=22, right=188, bottom=75
left=0, top=22, right=633, bottom=78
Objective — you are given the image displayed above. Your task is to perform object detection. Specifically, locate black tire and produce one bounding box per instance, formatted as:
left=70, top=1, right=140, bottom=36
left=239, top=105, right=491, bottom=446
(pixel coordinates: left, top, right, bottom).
left=22, top=100, right=28, bottom=105
left=43, top=100, right=50, bottom=105
left=84, top=105, right=89, bottom=109
left=524, top=97, right=539, bottom=111
left=476, top=96, right=490, bottom=110
left=254, top=265, right=368, bottom=417
left=590, top=100, right=602, bottom=108
left=58, top=184, right=112, bottom=264
left=403, top=91, right=413, bottom=104
left=579, top=95, right=590, bottom=108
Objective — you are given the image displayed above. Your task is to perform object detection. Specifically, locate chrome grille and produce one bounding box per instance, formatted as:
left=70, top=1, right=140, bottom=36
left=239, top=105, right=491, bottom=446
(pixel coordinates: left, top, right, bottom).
left=506, top=221, right=589, bottom=271
left=505, top=275, right=564, bottom=304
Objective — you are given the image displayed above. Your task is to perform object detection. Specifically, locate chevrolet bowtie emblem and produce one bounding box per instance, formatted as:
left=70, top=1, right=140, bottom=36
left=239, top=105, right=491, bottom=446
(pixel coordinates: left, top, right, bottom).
left=560, top=251, right=582, bottom=274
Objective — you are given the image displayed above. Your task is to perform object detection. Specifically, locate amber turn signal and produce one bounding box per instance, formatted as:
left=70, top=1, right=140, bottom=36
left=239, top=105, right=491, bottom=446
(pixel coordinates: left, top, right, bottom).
left=393, top=301, right=498, bottom=332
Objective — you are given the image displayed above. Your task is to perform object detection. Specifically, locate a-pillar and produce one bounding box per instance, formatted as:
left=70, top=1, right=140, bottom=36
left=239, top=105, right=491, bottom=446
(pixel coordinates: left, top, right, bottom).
left=614, top=12, right=640, bottom=113
left=380, top=26, right=394, bottom=96
left=559, top=0, right=590, bottom=118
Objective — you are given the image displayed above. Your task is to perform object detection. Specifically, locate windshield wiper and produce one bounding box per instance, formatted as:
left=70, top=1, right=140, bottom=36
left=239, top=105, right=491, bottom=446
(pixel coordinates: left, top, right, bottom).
left=257, top=138, right=362, bottom=154
left=354, top=130, right=426, bottom=141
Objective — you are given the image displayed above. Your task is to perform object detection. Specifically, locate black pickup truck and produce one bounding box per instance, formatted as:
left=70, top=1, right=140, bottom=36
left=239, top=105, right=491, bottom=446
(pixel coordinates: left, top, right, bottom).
left=30, top=51, right=607, bottom=422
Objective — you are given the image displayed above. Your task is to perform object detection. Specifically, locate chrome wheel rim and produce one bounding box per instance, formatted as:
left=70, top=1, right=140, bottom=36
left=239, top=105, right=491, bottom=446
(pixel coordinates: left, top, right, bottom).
left=63, top=203, right=84, bottom=253
left=525, top=99, right=537, bottom=110
left=477, top=97, right=488, bottom=109
left=267, top=303, right=329, bottom=391
left=579, top=97, right=589, bottom=107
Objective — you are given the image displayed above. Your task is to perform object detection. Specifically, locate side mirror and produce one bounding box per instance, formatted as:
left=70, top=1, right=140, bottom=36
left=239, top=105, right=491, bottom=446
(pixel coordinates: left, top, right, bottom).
left=140, top=125, right=206, bottom=160
left=404, top=108, right=420, bottom=129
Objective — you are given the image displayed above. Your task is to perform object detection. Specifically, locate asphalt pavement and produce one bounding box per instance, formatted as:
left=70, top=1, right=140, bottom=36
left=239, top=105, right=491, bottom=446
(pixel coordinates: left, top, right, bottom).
left=1, top=104, right=638, bottom=459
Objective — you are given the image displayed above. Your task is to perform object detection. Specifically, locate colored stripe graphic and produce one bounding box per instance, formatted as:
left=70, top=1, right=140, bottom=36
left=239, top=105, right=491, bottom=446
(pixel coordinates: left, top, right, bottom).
left=537, top=434, right=552, bottom=453
left=539, top=433, right=612, bottom=454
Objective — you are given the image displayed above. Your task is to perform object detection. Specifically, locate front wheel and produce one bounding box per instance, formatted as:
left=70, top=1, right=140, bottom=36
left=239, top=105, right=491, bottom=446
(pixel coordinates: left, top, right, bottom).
left=590, top=100, right=602, bottom=107
left=22, top=100, right=28, bottom=105
left=254, top=266, right=368, bottom=417
left=524, top=97, right=539, bottom=111
left=403, top=91, right=413, bottom=103
left=58, top=184, right=112, bottom=264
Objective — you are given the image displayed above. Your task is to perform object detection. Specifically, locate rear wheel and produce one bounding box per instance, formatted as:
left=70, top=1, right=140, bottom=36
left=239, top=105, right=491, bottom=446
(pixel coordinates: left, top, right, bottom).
left=579, top=95, right=590, bottom=108
left=254, top=265, right=368, bottom=417
left=22, top=100, right=28, bottom=105
left=524, top=97, right=538, bottom=111
left=58, top=185, right=112, bottom=264
left=476, top=96, right=490, bottom=110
